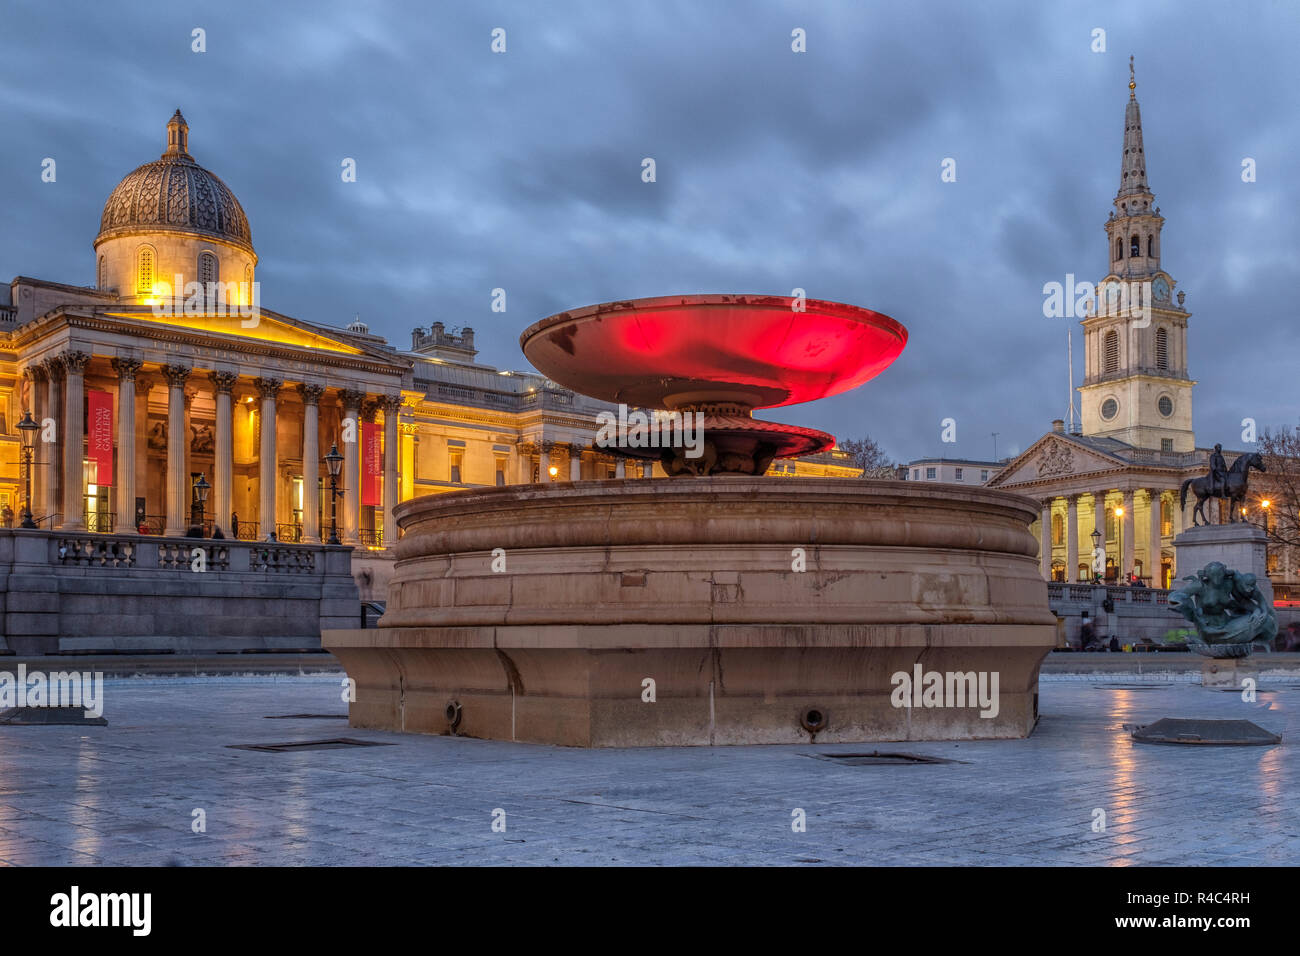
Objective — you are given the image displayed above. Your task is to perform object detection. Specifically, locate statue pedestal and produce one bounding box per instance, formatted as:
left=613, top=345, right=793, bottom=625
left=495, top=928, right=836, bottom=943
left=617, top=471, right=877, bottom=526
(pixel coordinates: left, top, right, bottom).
left=1173, top=523, right=1273, bottom=606
left=1200, top=657, right=1256, bottom=689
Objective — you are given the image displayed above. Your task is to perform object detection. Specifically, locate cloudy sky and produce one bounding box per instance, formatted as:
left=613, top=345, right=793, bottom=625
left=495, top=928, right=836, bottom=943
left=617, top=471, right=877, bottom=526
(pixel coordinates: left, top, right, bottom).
left=2, top=0, right=1296, bottom=464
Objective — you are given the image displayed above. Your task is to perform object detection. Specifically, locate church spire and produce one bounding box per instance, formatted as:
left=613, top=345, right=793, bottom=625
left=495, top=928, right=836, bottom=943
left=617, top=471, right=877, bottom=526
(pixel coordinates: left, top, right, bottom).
left=1117, top=57, right=1149, bottom=199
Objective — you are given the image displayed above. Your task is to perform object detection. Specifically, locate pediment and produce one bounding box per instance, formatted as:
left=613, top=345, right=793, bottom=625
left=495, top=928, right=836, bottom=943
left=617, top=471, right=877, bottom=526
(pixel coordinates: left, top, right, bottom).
left=103, top=308, right=365, bottom=356
left=988, top=435, right=1126, bottom=488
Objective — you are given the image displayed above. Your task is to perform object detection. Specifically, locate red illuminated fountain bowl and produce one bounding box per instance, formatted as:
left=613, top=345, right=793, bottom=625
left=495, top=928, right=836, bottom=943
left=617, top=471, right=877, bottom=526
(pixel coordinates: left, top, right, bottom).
left=520, top=294, right=907, bottom=475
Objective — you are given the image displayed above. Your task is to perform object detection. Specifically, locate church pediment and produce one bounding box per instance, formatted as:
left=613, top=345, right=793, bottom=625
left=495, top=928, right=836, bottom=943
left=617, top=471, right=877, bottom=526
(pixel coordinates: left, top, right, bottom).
left=988, top=434, right=1127, bottom=488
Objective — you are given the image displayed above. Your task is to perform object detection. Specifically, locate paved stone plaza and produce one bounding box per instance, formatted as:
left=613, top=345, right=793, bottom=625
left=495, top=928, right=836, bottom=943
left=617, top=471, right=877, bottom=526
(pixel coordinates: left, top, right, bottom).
left=2, top=674, right=1297, bottom=866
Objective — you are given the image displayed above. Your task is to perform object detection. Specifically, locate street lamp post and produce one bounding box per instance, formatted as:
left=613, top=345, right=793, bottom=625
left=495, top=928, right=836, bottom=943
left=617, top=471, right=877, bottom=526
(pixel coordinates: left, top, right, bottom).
left=325, top=443, right=344, bottom=546
left=17, top=411, right=39, bottom=529
left=193, top=473, right=210, bottom=535
left=1090, top=527, right=1102, bottom=583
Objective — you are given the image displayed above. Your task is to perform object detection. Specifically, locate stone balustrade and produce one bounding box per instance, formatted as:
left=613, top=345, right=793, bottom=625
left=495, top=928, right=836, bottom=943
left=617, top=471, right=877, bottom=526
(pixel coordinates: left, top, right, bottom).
left=0, top=529, right=359, bottom=655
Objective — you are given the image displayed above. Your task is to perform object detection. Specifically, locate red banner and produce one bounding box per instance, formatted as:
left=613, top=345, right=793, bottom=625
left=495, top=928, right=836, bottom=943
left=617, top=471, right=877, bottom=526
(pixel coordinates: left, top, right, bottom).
left=361, top=421, right=382, bottom=507
left=88, top=390, right=113, bottom=486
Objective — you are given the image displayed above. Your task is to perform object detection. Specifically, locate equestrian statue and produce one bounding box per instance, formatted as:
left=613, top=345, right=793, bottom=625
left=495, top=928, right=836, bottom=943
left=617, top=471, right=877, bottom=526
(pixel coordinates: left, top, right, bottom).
left=1179, top=444, right=1266, bottom=526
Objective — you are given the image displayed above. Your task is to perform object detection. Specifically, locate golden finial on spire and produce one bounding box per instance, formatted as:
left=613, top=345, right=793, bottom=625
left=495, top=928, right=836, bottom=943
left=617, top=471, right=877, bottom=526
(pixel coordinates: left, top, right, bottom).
left=1129, top=55, right=1136, bottom=96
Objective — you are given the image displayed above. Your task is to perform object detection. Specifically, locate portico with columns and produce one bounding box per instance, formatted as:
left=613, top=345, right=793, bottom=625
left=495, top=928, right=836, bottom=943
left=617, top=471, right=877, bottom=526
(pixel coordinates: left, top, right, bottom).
left=12, top=305, right=413, bottom=547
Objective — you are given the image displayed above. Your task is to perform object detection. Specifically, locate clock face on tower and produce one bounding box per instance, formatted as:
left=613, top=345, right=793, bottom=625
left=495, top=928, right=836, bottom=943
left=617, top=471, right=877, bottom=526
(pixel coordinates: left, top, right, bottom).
left=1152, top=276, right=1170, bottom=301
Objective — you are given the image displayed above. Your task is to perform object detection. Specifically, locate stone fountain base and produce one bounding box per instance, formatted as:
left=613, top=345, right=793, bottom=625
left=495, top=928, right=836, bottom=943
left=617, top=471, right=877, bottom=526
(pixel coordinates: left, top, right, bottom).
left=324, top=478, right=1058, bottom=746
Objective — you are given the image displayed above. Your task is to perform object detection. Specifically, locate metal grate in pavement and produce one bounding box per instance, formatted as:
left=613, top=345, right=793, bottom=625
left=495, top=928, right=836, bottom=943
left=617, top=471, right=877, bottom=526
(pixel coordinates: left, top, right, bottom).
left=227, top=737, right=395, bottom=753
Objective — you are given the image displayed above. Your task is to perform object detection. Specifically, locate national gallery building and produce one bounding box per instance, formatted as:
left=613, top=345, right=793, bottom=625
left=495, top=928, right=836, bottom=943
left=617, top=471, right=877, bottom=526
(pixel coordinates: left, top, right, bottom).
left=0, top=111, right=858, bottom=554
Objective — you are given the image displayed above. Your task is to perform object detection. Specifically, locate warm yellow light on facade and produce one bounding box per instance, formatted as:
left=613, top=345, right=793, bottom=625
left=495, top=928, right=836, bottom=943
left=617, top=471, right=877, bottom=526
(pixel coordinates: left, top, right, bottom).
left=1262, top=500, right=1271, bottom=509
left=548, top=466, right=558, bottom=478
left=1115, top=506, right=1124, bottom=517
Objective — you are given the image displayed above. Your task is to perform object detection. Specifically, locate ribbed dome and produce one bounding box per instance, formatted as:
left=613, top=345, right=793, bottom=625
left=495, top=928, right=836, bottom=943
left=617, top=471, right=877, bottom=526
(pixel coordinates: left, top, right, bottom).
left=97, top=110, right=253, bottom=252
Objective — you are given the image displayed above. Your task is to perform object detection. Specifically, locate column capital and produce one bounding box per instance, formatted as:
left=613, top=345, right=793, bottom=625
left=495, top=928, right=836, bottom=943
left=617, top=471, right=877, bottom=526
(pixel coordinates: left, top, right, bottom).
left=42, top=356, right=66, bottom=381
left=399, top=422, right=419, bottom=436
left=210, top=370, right=239, bottom=394
left=380, top=394, right=403, bottom=414
left=296, top=382, right=326, bottom=405
left=111, top=356, right=144, bottom=382
left=252, top=376, right=283, bottom=399
left=338, top=388, right=366, bottom=410
left=60, top=350, right=91, bottom=375
left=24, top=364, right=48, bottom=383
left=161, top=363, right=192, bottom=388
left=361, top=399, right=381, bottom=422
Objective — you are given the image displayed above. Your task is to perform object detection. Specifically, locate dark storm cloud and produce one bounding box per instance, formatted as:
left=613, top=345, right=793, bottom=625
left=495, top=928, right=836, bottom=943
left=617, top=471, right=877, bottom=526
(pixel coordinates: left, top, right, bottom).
left=1, top=0, right=1296, bottom=464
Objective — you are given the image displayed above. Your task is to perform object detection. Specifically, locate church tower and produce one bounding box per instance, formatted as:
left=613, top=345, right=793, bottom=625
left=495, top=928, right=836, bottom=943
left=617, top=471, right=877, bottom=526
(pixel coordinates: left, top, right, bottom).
left=1079, top=59, right=1195, bottom=452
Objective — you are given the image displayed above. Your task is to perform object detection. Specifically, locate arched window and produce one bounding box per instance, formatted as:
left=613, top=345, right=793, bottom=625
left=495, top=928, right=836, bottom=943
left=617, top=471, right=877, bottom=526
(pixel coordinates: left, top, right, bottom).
left=1155, top=327, right=1169, bottom=370
left=1148, top=235, right=1156, bottom=257
left=198, top=252, right=218, bottom=287
left=1103, top=330, right=1119, bottom=373
left=1115, top=238, right=1123, bottom=261
left=135, top=246, right=156, bottom=295
left=1052, top=513, right=1064, bottom=546
left=97, top=256, right=107, bottom=290
left=1130, top=234, right=1140, bottom=257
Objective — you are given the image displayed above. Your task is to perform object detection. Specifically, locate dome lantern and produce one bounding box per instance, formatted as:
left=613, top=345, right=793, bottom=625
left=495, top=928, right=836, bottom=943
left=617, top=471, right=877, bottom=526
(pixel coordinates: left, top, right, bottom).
left=164, top=108, right=191, bottom=159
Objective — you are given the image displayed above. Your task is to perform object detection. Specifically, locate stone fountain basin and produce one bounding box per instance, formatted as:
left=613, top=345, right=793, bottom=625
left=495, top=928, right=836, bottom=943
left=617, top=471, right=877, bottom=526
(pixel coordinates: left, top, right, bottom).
left=519, top=294, right=907, bottom=410
left=324, top=478, right=1057, bottom=746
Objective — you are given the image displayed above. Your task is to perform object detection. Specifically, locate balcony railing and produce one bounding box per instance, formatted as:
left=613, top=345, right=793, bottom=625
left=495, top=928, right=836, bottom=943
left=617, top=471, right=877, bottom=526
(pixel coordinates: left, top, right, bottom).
left=1048, top=582, right=1171, bottom=606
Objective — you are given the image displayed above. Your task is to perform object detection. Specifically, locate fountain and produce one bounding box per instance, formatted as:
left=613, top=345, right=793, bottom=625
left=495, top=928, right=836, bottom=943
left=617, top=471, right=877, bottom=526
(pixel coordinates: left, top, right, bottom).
left=325, top=294, right=1057, bottom=746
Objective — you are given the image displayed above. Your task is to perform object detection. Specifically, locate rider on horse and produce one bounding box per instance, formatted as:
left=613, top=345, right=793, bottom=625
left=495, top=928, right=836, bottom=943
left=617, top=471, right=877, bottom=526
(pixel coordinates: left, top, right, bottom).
left=1209, top=444, right=1227, bottom=498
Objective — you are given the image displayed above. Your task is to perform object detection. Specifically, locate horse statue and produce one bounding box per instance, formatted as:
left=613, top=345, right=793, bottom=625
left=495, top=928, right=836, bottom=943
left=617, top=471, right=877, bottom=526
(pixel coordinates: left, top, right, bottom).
left=1179, top=451, right=1265, bottom=526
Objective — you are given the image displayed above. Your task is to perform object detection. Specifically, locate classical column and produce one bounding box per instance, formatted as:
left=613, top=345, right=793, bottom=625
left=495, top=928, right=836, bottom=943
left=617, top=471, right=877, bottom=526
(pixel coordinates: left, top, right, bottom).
left=381, top=395, right=400, bottom=548
left=1066, top=494, right=1079, bottom=583
left=27, top=366, right=48, bottom=520
left=615, top=458, right=625, bottom=479
left=1121, top=489, right=1136, bottom=580
left=1039, top=499, right=1053, bottom=579
left=298, top=383, right=325, bottom=544
left=60, top=351, right=90, bottom=531
left=1147, top=489, right=1163, bottom=586
left=569, top=448, right=582, bottom=481
left=253, top=377, right=282, bottom=539
left=517, top=443, right=534, bottom=484
left=111, top=358, right=142, bottom=532
left=211, top=372, right=238, bottom=534
left=338, top=389, right=365, bottom=545
left=538, top=443, right=550, bottom=482
left=45, top=358, right=65, bottom=525
left=641, top=461, right=652, bottom=478
left=399, top=423, right=416, bottom=503
left=160, top=364, right=192, bottom=536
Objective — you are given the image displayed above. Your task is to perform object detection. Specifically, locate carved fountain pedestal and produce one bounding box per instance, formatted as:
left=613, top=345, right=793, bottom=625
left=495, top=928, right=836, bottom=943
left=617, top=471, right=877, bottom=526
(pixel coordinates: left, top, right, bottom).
left=325, top=295, right=1058, bottom=746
